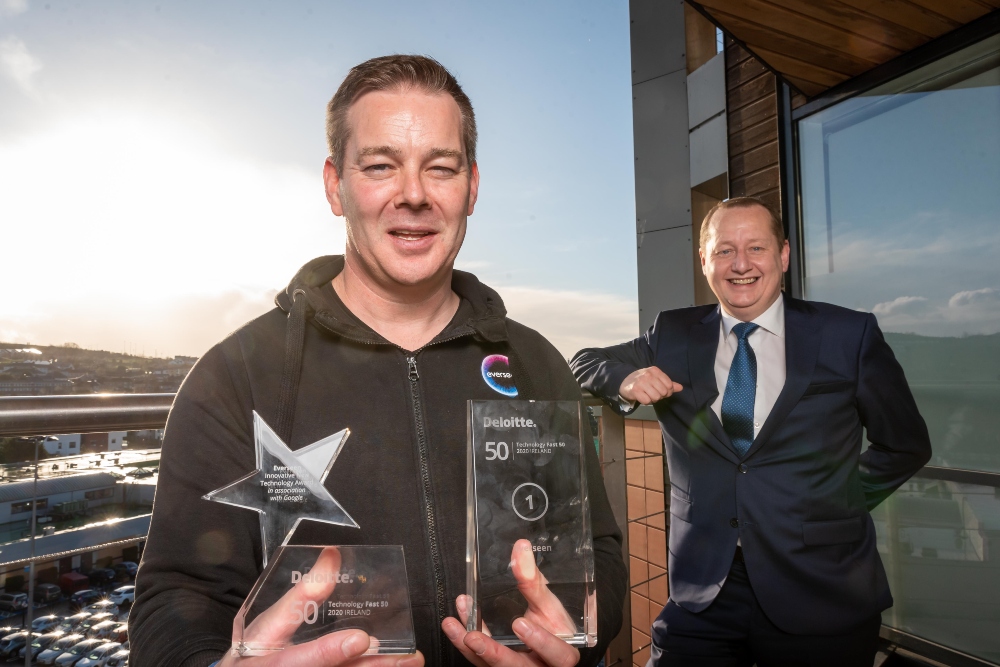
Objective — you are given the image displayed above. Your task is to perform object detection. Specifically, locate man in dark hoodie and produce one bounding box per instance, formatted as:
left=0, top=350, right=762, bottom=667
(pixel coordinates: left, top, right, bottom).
left=130, top=55, right=626, bottom=667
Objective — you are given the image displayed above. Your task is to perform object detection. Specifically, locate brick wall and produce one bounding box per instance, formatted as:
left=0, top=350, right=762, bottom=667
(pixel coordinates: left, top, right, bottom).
left=624, top=418, right=668, bottom=666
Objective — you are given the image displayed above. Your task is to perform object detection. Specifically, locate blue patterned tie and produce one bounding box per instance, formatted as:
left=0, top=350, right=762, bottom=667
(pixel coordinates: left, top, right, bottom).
left=722, top=322, right=759, bottom=457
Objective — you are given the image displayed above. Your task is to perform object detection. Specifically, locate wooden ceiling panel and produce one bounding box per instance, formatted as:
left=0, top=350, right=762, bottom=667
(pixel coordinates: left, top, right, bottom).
left=752, top=46, right=851, bottom=88
left=835, top=0, right=960, bottom=38
left=713, top=9, right=878, bottom=75
left=697, top=0, right=904, bottom=62
left=758, top=0, right=930, bottom=51
left=692, top=0, right=997, bottom=100
left=784, top=74, right=828, bottom=96
left=903, top=0, right=993, bottom=24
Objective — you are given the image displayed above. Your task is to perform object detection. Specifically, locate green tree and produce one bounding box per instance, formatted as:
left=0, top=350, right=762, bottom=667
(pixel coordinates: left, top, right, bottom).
left=0, top=438, right=50, bottom=464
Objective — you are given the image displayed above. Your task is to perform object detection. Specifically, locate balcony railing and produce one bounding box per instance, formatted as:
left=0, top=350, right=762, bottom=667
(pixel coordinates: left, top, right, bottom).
left=0, top=393, right=174, bottom=437
left=2, top=393, right=997, bottom=667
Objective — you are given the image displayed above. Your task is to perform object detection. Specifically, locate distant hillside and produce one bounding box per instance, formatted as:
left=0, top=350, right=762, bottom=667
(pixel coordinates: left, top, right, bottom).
left=883, top=332, right=1000, bottom=472
left=0, top=343, right=197, bottom=395
left=885, top=331, right=1000, bottom=384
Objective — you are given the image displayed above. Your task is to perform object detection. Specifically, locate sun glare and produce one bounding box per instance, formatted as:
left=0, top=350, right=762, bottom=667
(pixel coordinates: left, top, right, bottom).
left=0, top=111, right=344, bottom=355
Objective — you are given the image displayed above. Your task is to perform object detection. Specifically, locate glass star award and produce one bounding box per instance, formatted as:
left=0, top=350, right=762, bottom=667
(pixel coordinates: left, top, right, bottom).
left=204, top=412, right=416, bottom=656
left=466, top=400, right=597, bottom=647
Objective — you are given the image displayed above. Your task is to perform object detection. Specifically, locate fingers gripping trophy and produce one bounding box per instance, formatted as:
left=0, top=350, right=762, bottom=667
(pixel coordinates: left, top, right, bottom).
left=463, top=400, right=598, bottom=650
left=204, top=412, right=416, bottom=658
left=203, top=400, right=598, bottom=662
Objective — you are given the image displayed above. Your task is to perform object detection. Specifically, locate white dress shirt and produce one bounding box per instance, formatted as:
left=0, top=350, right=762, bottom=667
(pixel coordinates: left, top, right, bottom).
left=712, top=296, right=786, bottom=440
left=716, top=297, right=785, bottom=547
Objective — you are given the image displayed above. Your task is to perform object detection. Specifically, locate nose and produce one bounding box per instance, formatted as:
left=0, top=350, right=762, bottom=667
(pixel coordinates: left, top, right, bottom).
left=731, top=248, right=752, bottom=272
left=396, top=163, right=430, bottom=210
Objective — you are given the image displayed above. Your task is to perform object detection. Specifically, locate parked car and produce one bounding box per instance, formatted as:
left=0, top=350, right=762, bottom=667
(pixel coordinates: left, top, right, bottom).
left=35, top=582, right=64, bottom=604
left=109, top=623, right=127, bottom=645
left=53, top=638, right=104, bottom=666
left=35, top=584, right=62, bottom=604
left=70, top=590, right=103, bottom=611
left=109, top=586, right=134, bottom=608
left=87, top=569, right=117, bottom=587
left=0, top=592, right=28, bottom=612
left=20, top=631, right=61, bottom=660
left=83, top=599, right=118, bottom=617
left=87, top=620, right=119, bottom=641
left=32, top=614, right=63, bottom=633
left=77, top=613, right=115, bottom=636
left=112, top=562, right=137, bottom=580
left=130, top=468, right=154, bottom=479
left=114, top=605, right=129, bottom=624
left=104, top=649, right=128, bottom=667
left=57, top=613, right=91, bottom=634
left=37, top=634, right=85, bottom=665
left=0, top=631, right=37, bottom=658
left=74, top=641, right=122, bottom=667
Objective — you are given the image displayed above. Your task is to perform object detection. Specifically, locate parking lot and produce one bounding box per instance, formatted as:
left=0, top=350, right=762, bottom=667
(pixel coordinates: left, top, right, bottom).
left=0, top=580, right=132, bottom=665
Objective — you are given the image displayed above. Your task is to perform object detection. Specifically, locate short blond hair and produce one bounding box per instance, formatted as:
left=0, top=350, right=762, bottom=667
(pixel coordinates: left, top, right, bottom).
left=700, top=197, right=784, bottom=250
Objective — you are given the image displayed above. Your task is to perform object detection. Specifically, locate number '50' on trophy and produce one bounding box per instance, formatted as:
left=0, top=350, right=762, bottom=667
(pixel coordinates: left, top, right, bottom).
left=204, top=412, right=416, bottom=656
left=466, top=400, right=597, bottom=647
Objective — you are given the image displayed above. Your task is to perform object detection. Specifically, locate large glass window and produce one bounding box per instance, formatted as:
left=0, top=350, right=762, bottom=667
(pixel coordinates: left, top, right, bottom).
left=799, top=33, right=1000, bottom=663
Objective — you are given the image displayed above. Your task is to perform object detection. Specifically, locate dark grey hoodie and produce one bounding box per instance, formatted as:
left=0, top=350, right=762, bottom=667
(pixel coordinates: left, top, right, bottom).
left=130, top=256, right=626, bottom=667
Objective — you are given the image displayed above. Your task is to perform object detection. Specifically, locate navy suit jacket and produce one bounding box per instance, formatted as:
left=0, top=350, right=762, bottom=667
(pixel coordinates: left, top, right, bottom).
left=571, top=294, right=931, bottom=635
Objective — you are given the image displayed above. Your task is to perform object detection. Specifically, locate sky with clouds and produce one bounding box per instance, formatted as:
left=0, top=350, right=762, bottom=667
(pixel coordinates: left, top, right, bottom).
left=799, top=67, right=1000, bottom=339
left=0, top=0, right=639, bottom=358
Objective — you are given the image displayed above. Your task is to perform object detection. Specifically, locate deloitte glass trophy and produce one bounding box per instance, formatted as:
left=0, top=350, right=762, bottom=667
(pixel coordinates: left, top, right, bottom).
left=204, top=412, right=415, bottom=656
left=466, top=400, right=597, bottom=647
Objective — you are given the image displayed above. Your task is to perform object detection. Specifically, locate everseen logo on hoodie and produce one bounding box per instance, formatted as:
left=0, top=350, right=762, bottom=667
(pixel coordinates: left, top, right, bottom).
left=481, top=354, right=518, bottom=397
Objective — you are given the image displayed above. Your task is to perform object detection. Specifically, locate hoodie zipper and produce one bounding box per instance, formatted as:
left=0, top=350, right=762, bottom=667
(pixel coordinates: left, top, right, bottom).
left=405, top=354, right=448, bottom=640
left=313, top=313, right=477, bottom=651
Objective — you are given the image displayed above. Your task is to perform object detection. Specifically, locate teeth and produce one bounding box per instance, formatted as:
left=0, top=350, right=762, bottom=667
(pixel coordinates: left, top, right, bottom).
left=730, top=278, right=757, bottom=284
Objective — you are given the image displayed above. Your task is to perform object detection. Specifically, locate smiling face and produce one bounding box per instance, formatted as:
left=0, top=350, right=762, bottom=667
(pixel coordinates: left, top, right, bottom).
left=701, top=204, right=789, bottom=321
left=323, top=88, right=479, bottom=294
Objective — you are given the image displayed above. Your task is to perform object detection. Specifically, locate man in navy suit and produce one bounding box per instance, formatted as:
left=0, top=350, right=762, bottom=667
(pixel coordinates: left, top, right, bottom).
left=571, top=197, right=931, bottom=666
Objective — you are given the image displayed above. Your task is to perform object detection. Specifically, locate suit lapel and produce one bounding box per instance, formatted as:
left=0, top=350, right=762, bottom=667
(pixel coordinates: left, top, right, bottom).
left=744, top=295, right=821, bottom=460
left=687, top=308, right=740, bottom=464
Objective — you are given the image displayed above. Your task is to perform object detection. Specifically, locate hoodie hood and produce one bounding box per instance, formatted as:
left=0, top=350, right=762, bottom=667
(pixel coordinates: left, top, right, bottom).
left=275, top=255, right=509, bottom=345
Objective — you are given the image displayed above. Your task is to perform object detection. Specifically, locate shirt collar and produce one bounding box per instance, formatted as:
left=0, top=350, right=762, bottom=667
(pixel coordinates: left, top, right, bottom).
left=720, top=294, right=785, bottom=340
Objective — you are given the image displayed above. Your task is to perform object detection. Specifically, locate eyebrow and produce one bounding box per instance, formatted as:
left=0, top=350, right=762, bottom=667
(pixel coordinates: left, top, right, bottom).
left=355, top=145, right=404, bottom=161
left=427, top=148, right=464, bottom=162
left=354, top=146, right=465, bottom=163
left=716, top=236, right=771, bottom=243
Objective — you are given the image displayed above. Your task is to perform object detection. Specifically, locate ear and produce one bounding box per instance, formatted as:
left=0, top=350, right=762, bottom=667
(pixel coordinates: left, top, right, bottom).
left=780, top=239, right=790, bottom=273
left=699, top=247, right=708, bottom=275
left=467, top=162, right=480, bottom=216
left=323, top=158, right=345, bottom=217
